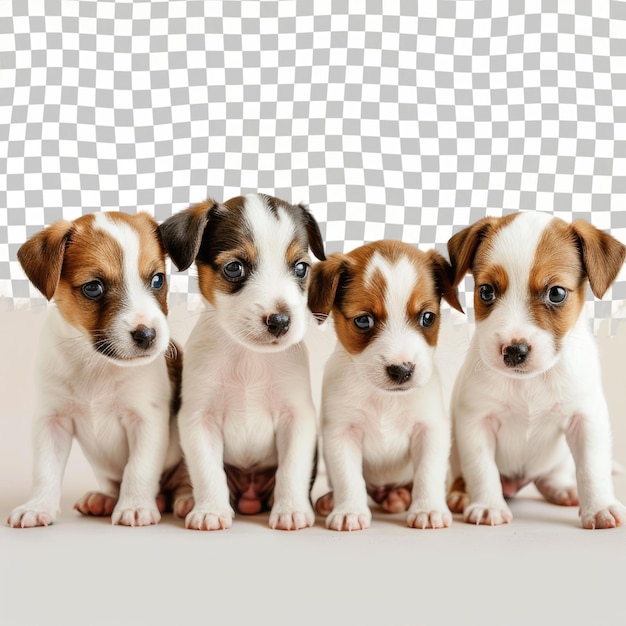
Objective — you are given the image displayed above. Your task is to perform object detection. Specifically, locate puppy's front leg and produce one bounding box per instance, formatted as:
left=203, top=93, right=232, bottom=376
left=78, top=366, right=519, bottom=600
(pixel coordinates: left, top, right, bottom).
left=566, top=407, right=626, bottom=529
left=179, top=408, right=234, bottom=531
left=112, top=405, right=170, bottom=527
left=8, top=412, right=74, bottom=528
left=322, top=424, right=371, bottom=531
left=270, top=405, right=317, bottom=531
left=456, top=412, right=512, bottom=526
left=407, top=420, right=452, bottom=529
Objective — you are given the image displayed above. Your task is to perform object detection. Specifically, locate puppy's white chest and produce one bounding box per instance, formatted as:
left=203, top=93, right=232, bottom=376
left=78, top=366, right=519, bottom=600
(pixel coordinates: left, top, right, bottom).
left=207, top=348, right=292, bottom=468
left=220, top=372, right=278, bottom=467
left=491, top=380, right=570, bottom=477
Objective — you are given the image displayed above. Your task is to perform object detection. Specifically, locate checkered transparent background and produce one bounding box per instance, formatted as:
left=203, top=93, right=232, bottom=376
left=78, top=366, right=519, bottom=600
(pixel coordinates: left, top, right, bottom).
left=1, top=0, right=625, bottom=320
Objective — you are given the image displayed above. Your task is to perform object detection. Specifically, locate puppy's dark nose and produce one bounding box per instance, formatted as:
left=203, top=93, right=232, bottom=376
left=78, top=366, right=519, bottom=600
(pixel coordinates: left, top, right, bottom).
left=386, top=363, right=415, bottom=385
left=503, top=342, right=530, bottom=367
left=131, top=325, right=157, bottom=349
left=265, top=313, right=290, bottom=338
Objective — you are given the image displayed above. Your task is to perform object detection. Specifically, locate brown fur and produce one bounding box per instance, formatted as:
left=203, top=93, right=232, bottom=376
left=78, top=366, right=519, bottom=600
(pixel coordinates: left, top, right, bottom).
left=571, top=219, right=626, bottom=299
left=471, top=263, right=509, bottom=322
left=308, top=240, right=463, bottom=355
left=447, top=214, right=519, bottom=288
left=18, top=212, right=168, bottom=337
left=528, top=220, right=587, bottom=346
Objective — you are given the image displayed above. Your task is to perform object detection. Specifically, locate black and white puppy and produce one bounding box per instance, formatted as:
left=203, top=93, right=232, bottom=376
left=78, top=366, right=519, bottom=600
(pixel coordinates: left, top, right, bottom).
left=160, top=193, right=326, bottom=530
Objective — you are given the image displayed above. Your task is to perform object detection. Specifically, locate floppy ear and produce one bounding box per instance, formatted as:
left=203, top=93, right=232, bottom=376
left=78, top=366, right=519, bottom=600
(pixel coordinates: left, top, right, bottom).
left=17, top=220, right=73, bottom=300
left=427, top=249, right=464, bottom=314
left=298, top=203, right=326, bottom=261
left=447, top=217, right=498, bottom=287
left=307, top=253, right=347, bottom=322
left=570, top=220, right=626, bottom=299
left=159, top=200, right=218, bottom=271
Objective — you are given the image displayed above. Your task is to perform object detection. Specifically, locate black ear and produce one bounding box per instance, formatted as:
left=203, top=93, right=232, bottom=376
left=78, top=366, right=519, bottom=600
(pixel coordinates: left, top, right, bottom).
left=159, top=200, right=217, bottom=271
left=298, top=203, right=326, bottom=261
left=17, top=220, right=73, bottom=300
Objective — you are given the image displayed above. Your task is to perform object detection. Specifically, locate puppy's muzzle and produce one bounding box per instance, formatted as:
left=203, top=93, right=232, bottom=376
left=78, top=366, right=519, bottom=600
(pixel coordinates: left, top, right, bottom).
left=131, top=324, right=157, bottom=350
left=386, top=362, right=415, bottom=385
left=502, top=341, right=530, bottom=368
left=265, top=313, right=290, bottom=338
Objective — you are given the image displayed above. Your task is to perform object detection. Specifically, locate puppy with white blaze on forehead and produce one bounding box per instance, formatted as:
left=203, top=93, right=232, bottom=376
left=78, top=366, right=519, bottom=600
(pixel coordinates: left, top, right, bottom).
left=308, top=240, right=463, bottom=531
left=8, top=212, right=187, bottom=528
left=159, top=193, right=326, bottom=531
left=447, top=211, right=626, bottom=529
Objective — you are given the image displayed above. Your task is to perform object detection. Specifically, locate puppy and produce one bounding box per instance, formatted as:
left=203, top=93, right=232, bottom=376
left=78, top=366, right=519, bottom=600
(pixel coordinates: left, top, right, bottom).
left=446, top=211, right=626, bottom=529
left=159, top=193, right=326, bottom=530
left=308, top=240, right=463, bottom=530
left=8, top=212, right=186, bottom=528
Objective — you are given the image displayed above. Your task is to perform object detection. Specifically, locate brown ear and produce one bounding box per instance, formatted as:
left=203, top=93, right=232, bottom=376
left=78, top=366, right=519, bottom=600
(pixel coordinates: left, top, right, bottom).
left=307, top=253, right=347, bottom=322
left=17, top=220, right=73, bottom=300
left=427, top=249, right=464, bottom=314
left=159, top=200, right=218, bottom=271
left=571, top=220, right=626, bottom=299
left=447, top=217, right=498, bottom=287
left=298, top=203, right=326, bottom=261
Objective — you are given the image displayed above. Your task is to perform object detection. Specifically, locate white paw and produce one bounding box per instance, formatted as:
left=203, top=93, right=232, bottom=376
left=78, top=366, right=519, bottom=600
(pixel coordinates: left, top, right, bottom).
left=112, top=504, right=161, bottom=527
left=269, top=503, right=315, bottom=531
left=8, top=505, right=56, bottom=528
left=581, top=503, right=626, bottom=529
left=407, top=507, right=452, bottom=529
left=463, top=502, right=512, bottom=526
left=185, top=507, right=234, bottom=531
left=326, top=507, right=372, bottom=532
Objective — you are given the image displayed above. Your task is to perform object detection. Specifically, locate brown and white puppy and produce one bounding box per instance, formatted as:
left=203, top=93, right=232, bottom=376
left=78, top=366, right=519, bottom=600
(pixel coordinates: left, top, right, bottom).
left=309, top=240, right=463, bottom=530
left=8, top=212, right=186, bottom=528
left=447, top=211, right=626, bottom=529
left=159, top=193, right=326, bottom=530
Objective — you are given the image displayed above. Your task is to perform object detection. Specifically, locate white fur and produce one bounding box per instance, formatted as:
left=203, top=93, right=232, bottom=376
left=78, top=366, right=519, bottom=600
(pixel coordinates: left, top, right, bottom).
left=212, top=194, right=310, bottom=352
left=451, top=212, right=626, bottom=529
left=92, top=213, right=170, bottom=362
left=178, top=194, right=317, bottom=531
left=8, top=215, right=177, bottom=528
left=321, top=252, right=452, bottom=531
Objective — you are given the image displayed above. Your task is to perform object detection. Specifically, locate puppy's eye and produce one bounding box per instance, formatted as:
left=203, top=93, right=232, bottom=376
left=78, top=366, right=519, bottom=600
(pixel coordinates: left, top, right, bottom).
left=420, top=311, right=436, bottom=328
left=151, top=273, right=165, bottom=290
left=479, top=284, right=496, bottom=303
left=547, top=286, right=567, bottom=305
left=353, top=314, right=374, bottom=331
left=294, top=261, right=309, bottom=279
left=223, top=261, right=245, bottom=281
left=81, top=280, right=104, bottom=301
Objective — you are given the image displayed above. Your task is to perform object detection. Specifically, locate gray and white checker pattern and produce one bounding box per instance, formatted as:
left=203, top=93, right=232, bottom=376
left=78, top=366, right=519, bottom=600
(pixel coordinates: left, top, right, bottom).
left=1, top=0, right=625, bottom=320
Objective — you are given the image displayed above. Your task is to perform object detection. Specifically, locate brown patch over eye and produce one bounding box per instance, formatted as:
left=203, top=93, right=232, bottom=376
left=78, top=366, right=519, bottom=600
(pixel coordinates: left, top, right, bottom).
left=54, top=215, right=125, bottom=336
left=471, top=263, right=509, bottom=321
left=528, top=220, right=586, bottom=348
left=286, top=238, right=310, bottom=289
left=134, top=215, right=168, bottom=316
left=404, top=254, right=444, bottom=347
left=335, top=262, right=389, bottom=355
